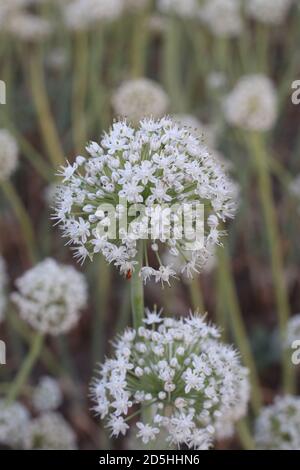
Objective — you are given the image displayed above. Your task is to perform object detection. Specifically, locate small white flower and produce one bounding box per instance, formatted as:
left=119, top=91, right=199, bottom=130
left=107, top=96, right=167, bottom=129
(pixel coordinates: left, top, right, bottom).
left=0, top=400, right=29, bottom=448
left=11, top=258, right=87, bottom=335
left=224, top=75, right=278, bottom=132
left=32, top=376, right=63, bottom=412
left=24, top=412, right=77, bottom=450
left=112, top=79, right=169, bottom=125
left=255, top=395, right=300, bottom=449
left=200, top=0, right=242, bottom=37
left=246, top=0, right=293, bottom=25
left=136, top=422, right=160, bottom=444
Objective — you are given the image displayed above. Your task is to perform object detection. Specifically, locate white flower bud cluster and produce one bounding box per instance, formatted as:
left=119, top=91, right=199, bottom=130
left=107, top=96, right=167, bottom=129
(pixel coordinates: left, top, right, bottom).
left=91, top=311, right=249, bottom=449
left=54, top=117, right=237, bottom=285
left=246, top=0, right=293, bottom=25
left=7, top=13, right=53, bottom=42
left=0, top=256, right=7, bottom=323
left=171, top=115, right=217, bottom=149
left=255, top=395, right=300, bottom=449
left=0, top=400, right=30, bottom=448
left=0, top=129, right=19, bottom=182
left=200, top=0, right=242, bottom=37
left=224, top=75, right=278, bottom=132
left=11, top=258, right=88, bottom=335
left=23, top=412, right=77, bottom=450
left=63, top=0, right=124, bottom=31
left=112, top=79, right=169, bottom=126
left=32, top=376, right=63, bottom=412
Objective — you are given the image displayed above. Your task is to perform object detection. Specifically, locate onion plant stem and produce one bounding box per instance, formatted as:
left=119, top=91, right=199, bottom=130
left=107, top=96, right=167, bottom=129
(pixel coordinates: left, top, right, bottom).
left=72, top=31, right=88, bottom=153
left=130, top=241, right=145, bottom=329
left=218, top=245, right=262, bottom=414
left=249, top=132, right=293, bottom=393
left=188, top=276, right=205, bottom=313
left=1, top=180, right=36, bottom=263
left=28, top=48, right=65, bottom=167
left=6, top=332, right=44, bottom=404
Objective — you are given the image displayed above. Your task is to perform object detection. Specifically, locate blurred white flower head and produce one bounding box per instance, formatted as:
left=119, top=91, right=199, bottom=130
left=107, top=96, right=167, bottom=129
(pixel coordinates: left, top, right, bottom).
left=289, top=174, right=300, bottom=207
left=112, top=79, right=169, bottom=125
left=0, top=400, right=29, bottom=448
left=91, top=311, right=249, bottom=449
left=7, top=13, right=53, bottom=42
left=54, top=117, right=237, bottom=285
left=0, top=129, right=19, bottom=181
left=24, top=412, right=77, bottom=449
left=0, top=256, right=7, bottom=323
left=224, top=75, right=278, bottom=132
left=255, top=395, right=300, bottom=449
left=63, top=0, right=123, bottom=31
left=32, top=376, right=63, bottom=412
left=200, top=0, right=242, bottom=37
left=246, top=0, right=293, bottom=25
left=11, top=258, right=88, bottom=335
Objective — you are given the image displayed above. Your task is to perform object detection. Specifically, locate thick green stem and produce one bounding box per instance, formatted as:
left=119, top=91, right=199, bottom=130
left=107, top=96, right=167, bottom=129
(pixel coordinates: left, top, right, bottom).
left=249, top=133, right=293, bottom=393
left=72, top=31, right=89, bottom=153
left=236, top=419, right=255, bottom=450
left=218, top=245, right=262, bottom=414
left=28, top=48, right=65, bottom=167
left=6, top=332, right=44, bottom=404
left=188, top=276, right=205, bottom=313
left=1, top=180, right=36, bottom=263
left=130, top=241, right=145, bottom=329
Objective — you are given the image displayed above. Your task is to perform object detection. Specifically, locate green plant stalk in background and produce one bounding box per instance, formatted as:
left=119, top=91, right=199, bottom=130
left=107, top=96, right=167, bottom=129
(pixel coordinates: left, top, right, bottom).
left=28, top=47, right=65, bottom=168
left=218, top=244, right=263, bottom=414
left=6, top=332, right=44, bottom=404
left=130, top=240, right=145, bottom=330
left=1, top=180, right=36, bottom=263
left=249, top=132, right=294, bottom=393
left=72, top=31, right=89, bottom=153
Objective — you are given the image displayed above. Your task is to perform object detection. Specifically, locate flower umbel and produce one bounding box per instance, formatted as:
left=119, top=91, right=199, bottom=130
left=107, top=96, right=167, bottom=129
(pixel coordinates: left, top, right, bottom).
left=90, top=311, right=249, bottom=449
left=54, top=117, right=237, bottom=285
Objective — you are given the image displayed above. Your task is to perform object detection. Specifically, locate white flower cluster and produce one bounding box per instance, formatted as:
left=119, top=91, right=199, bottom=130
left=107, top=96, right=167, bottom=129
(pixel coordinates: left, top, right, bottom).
left=91, top=311, right=249, bottom=449
left=172, top=114, right=217, bottom=149
left=224, top=75, right=278, bottom=132
left=11, top=258, right=87, bottom=335
left=0, top=129, right=19, bottom=181
left=255, top=395, right=300, bottom=449
left=6, top=12, right=53, bottom=41
left=112, top=79, right=169, bottom=126
left=246, top=0, right=293, bottom=25
left=23, top=412, right=77, bottom=450
left=54, top=117, right=237, bottom=285
left=284, top=314, right=300, bottom=350
left=32, top=376, right=63, bottom=412
left=0, top=256, right=7, bottom=323
left=200, top=0, right=242, bottom=37
left=0, top=400, right=30, bottom=448
left=63, top=0, right=124, bottom=31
